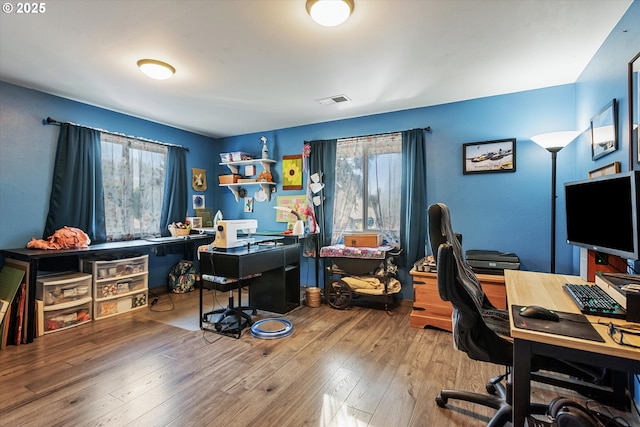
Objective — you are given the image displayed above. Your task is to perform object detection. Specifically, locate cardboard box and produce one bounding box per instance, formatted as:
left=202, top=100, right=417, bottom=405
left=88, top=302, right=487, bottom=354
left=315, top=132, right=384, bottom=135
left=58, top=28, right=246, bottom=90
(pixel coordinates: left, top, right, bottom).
left=219, top=174, right=241, bottom=184
left=343, top=233, right=383, bottom=247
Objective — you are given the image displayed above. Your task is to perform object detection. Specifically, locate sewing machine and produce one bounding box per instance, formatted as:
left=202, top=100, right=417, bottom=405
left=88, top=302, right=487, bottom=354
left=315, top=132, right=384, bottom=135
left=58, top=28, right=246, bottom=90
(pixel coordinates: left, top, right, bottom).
left=212, top=219, right=258, bottom=249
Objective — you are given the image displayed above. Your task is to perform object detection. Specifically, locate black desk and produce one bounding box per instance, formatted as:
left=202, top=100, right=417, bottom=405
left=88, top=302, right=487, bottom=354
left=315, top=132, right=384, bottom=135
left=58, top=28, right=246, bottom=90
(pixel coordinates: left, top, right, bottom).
left=199, top=242, right=301, bottom=319
left=1, top=235, right=212, bottom=343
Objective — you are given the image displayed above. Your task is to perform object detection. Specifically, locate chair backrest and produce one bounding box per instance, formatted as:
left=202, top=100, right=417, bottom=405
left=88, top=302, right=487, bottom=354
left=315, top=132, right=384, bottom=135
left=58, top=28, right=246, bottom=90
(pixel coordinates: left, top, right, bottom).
left=428, top=203, right=511, bottom=366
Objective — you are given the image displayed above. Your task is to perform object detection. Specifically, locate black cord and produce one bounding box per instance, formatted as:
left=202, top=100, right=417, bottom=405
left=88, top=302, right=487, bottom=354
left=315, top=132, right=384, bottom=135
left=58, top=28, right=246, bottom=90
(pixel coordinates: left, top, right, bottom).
left=148, top=290, right=175, bottom=312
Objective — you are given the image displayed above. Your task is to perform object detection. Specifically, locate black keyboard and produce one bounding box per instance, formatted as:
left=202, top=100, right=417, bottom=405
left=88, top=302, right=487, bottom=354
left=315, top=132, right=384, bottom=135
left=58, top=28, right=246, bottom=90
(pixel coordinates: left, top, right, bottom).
left=563, top=283, right=626, bottom=319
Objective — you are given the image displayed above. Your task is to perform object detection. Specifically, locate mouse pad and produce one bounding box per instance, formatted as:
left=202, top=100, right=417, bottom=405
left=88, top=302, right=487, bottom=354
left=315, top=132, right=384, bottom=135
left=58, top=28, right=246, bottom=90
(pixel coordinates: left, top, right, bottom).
left=512, top=305, right=604, bottom=342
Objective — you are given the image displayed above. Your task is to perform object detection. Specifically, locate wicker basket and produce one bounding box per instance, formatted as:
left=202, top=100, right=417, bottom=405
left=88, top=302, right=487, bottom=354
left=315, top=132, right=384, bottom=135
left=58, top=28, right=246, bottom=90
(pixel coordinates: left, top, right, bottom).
left=169, top=226, right=190, bottom=237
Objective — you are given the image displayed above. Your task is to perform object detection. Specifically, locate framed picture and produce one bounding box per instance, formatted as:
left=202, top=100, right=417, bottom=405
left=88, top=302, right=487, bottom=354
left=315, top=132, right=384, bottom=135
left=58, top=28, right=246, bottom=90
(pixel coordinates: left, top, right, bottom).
left=462, top=138, right=516, bottom=174
left=282, top=154, right=303, bottom=190
left=591, top=99, right=617, bottom=160
left=629, top=51, right=640, bottom=163
left=588, top=161, right=620, bottom=178
left=191, top=168, right=207, bottom=191
left=275, top=195, right=307, bottom=222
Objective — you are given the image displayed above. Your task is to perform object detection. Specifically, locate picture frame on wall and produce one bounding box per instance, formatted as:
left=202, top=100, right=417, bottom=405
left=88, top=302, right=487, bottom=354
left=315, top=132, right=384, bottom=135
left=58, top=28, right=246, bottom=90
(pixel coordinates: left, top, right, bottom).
left=462, top=138, right=516, bottom=174
left=590, top=99, right=617, bottom=161
left=282, top=154, right=303, bottom=190
left=588, top=161, right=620, bottom=178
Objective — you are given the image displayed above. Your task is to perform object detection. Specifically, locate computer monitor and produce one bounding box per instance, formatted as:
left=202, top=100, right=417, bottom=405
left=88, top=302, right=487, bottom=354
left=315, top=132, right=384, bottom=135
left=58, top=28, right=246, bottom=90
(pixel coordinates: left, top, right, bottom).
left=564, top=170, right=640, bottom=260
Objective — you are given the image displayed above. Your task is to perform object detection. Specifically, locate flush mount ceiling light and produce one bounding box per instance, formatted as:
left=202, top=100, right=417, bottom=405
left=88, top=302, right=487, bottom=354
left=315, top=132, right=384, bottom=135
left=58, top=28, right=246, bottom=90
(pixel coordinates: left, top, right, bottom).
left=136, top=59, right=175, bottom=80
left=306, top=0, right=354, bottom=27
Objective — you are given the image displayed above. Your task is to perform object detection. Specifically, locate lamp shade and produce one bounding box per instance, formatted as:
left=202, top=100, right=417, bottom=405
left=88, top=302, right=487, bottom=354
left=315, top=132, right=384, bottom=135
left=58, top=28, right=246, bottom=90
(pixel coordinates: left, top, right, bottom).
left=137, top=59, right=175, bottom=80
left=306, top=0, right=354, bottom=27
left=530, top=131, right=580, bottom=152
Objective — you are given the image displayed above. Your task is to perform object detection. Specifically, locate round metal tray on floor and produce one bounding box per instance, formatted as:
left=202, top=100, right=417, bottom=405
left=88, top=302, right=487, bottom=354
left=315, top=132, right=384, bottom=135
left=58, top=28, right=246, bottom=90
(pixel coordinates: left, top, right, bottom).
left=250, top=318, right=293, bottom=339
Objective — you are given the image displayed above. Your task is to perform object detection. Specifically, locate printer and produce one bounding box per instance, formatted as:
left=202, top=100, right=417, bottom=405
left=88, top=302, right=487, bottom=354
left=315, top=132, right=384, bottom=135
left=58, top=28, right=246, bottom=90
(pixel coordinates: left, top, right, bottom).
left=465, top=249, right=520, bottom=275
left=212, top=219, right=258, bottom=249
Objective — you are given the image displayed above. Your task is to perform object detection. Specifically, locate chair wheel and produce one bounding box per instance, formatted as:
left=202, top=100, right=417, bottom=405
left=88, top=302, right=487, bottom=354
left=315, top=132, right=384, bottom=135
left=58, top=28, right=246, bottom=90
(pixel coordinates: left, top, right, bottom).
left=486, top=382, right=497, bottom=395
left=326, top=280, right=352, bottom=309
left=435, top=393, right=447, bottom=408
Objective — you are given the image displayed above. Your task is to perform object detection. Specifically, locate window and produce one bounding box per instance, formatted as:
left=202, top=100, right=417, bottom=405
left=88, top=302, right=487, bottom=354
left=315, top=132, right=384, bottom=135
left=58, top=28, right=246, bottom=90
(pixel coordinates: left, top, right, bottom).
left=331, top=132, right=402, bottom=246
left=100, top=133, right=167, bottom=241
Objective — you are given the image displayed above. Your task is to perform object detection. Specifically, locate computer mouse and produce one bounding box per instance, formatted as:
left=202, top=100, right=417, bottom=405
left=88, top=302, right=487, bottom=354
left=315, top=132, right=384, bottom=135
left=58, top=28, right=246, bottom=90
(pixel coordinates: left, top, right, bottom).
left=519, top=305, right=560, bottom=321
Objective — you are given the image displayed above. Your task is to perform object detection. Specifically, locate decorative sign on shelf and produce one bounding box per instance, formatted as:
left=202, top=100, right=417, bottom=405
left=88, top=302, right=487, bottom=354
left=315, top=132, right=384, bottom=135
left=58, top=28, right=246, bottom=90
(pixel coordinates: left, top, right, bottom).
left=282, top=154, right=303, bottom=190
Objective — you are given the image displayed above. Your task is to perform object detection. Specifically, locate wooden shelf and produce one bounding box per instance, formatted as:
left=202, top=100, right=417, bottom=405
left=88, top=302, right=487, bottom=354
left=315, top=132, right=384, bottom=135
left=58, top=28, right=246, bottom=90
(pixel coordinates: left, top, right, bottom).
left=219, top=158, right=277, bottom=201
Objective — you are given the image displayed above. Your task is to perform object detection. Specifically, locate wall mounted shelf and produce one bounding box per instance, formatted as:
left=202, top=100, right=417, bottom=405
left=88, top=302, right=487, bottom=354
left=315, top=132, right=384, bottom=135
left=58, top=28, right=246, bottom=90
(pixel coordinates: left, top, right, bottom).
left=220, top=182, right=276, bottom=202
left=219, top=158, right=277, bottom=201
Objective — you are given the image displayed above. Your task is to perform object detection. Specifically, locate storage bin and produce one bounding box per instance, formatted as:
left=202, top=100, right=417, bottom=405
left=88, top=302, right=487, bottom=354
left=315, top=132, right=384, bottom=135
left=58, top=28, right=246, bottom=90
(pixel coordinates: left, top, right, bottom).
left=219, top=174, right=241, bottom=184
left=82, top=255, right=148, bottom=280
left=230, top=151, right=254, bottom=161
left=96, top=275, right=147, bottom=298
left=37, top=272, right=92, bottom=307
left=96, top=291, right=147, bottom=319
left=43, top=300, right=92, bottom=333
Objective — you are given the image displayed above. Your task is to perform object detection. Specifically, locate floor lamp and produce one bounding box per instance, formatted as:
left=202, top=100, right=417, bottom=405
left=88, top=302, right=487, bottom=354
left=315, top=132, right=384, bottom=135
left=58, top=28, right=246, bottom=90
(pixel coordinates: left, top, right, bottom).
left=531, top=131, right=581, bottom=273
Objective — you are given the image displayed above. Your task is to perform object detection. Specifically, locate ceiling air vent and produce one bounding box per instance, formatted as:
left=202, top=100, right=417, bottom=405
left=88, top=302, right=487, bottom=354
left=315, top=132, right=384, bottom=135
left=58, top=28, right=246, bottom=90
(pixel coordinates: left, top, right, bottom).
left=317, top=94, right=351, bottom=105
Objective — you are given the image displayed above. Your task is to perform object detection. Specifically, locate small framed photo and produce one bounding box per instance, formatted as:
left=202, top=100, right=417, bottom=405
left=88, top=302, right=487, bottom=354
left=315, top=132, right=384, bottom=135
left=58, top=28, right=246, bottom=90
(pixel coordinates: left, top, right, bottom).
left=588, top=161, right=620, bottom=178
left=591, top=99, right=617, bottom=160
left=462, top=138, right=516, bottom=174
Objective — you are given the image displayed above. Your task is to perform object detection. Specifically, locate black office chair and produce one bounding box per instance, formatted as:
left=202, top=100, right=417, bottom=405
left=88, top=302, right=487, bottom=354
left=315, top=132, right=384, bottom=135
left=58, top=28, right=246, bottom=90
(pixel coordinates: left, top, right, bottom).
left=427, top=203, right=609, bottom=426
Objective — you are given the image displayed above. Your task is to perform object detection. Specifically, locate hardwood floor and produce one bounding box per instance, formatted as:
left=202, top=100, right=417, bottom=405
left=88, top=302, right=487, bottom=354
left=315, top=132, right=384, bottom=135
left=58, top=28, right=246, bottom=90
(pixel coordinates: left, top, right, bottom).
left=0, top=289, right=632, bottom=427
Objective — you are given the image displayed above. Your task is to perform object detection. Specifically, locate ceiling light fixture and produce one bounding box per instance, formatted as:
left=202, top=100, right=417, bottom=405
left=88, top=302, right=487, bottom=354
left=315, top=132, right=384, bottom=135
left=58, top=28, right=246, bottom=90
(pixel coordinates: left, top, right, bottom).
left=306, top=0, right=354, bottom=27
left=136, top=59, right=176, bottom=80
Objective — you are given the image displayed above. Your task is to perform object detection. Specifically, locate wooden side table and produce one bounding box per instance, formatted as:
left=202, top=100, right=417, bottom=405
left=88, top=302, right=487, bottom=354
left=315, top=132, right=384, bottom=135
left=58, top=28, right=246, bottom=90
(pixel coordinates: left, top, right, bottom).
left=409, top=268, right=506, bottom=331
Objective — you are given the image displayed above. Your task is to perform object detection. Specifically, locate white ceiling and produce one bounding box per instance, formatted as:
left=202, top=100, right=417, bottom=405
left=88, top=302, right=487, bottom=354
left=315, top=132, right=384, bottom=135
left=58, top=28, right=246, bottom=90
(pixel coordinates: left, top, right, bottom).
left=0, top=0, right=633, bottom=139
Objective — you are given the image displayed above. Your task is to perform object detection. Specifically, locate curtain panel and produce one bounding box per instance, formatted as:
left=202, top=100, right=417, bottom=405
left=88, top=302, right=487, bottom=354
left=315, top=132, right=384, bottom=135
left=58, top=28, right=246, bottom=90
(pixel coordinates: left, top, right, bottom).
left=44, top=123, right=106, bottom=242
left=400, top=129, right=427, bottom=266
left=44, top=124, right=187, bottom=243
left=307, top=139, right=337, bottom=249
left=160, top=145, right=188, bottom=236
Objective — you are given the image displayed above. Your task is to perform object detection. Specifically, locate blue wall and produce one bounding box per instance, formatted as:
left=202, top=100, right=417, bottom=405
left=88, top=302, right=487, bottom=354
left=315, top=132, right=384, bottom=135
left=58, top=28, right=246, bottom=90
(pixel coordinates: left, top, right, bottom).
left=1, top=1, right=638, bottom=294
left=0, top=81, right=218, bottom=287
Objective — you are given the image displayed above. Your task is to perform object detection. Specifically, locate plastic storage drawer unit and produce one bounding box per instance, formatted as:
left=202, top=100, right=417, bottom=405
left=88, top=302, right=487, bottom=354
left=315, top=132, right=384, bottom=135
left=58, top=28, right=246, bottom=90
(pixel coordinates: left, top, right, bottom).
left=37, top=272, right=92, bottom=307
left=43, top=300, right=92, bottom=334
left=96, top=291, right=147, bottom=319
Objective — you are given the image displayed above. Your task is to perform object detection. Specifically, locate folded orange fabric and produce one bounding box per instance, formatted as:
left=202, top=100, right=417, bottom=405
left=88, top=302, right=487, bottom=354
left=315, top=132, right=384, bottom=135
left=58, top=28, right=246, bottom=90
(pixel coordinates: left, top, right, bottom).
left=27, top=226, right=91, bottom=250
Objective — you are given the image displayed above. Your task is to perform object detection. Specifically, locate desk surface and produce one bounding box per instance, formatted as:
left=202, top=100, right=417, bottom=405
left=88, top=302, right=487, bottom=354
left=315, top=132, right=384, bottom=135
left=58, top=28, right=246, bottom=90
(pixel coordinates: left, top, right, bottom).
left=1, top=234, right=213, bottom=260
left=505, top=270, right=640, bottom=362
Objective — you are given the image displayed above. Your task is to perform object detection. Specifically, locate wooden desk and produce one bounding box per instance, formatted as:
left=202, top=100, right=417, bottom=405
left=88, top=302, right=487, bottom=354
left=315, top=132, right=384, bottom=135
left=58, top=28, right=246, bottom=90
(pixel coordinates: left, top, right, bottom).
left=409, top=269, right=506, bottom=331
left=505, top=270, right=640, bottom=426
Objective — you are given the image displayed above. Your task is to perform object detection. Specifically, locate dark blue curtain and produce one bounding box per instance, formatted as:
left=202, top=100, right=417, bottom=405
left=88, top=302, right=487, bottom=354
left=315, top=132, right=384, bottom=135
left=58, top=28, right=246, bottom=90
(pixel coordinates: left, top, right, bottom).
left=44, top=124, right=106, bottom=242
left=160, top=146, right=188, bottom=237
left=308, top=139, right=337, bottom=250
left=400, top=129, right=427, bottom=266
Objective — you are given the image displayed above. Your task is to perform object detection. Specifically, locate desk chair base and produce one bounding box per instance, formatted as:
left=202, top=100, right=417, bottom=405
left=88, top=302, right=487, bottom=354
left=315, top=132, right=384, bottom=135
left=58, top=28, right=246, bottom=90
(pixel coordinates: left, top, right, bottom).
left=436, top=375, right=548, bottom=427
left=202, top=290, right=257, bottom=339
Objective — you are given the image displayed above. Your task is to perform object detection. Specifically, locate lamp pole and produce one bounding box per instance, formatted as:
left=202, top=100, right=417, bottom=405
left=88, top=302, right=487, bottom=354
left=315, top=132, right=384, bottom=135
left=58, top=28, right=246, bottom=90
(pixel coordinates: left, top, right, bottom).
left=531, top=130, right=580, bottom=274
left=548, top=148, right=561, bottom=274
